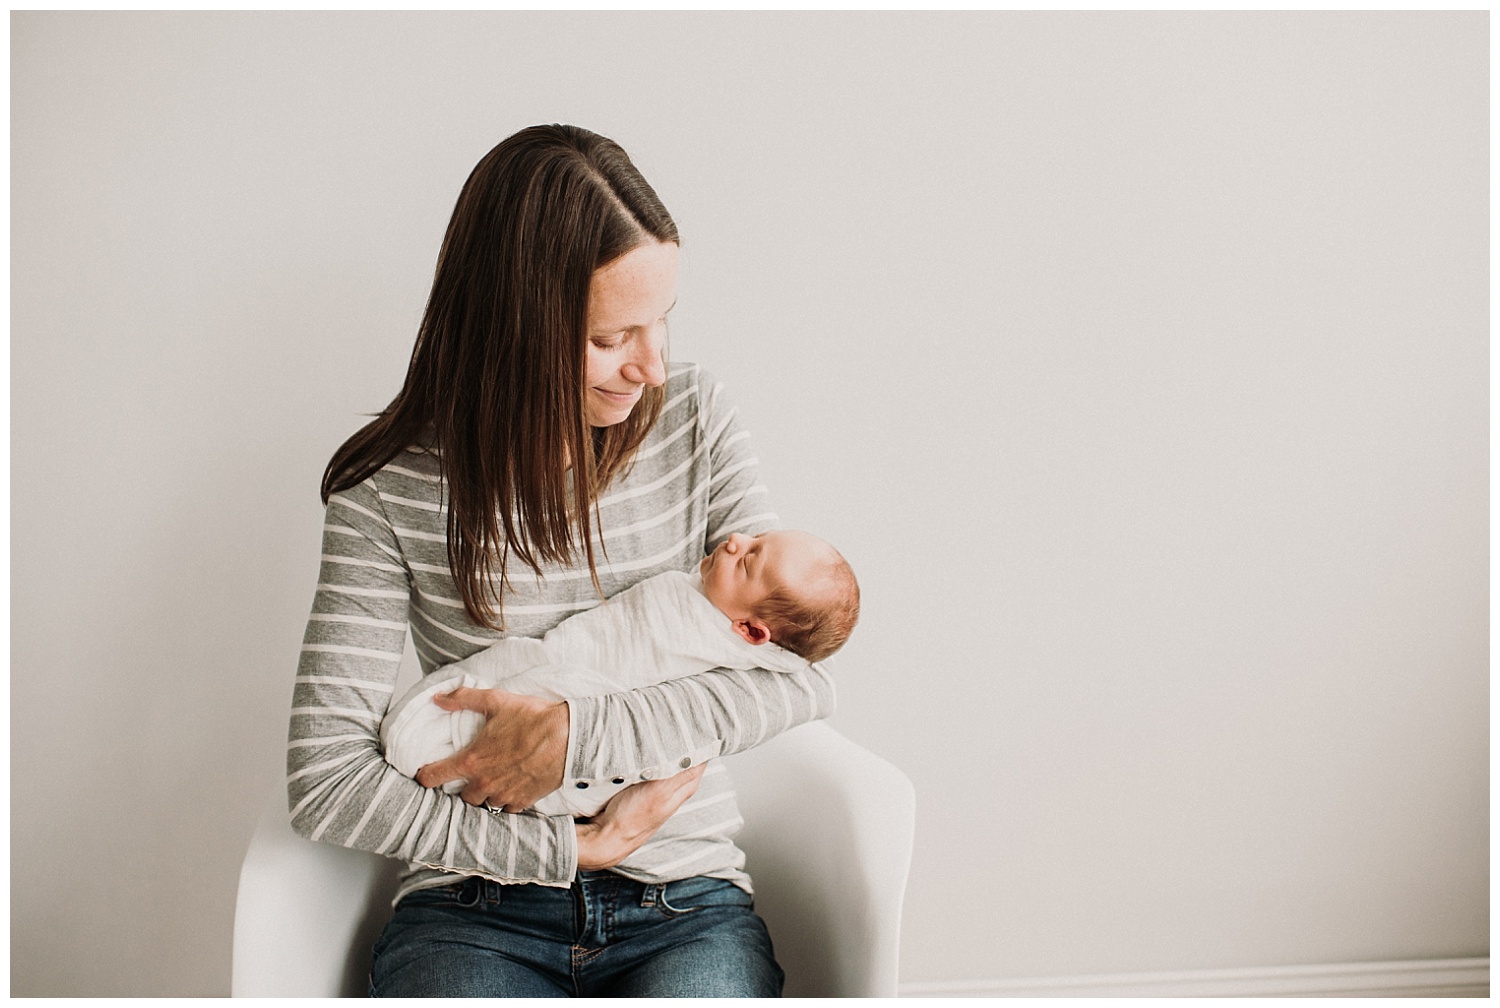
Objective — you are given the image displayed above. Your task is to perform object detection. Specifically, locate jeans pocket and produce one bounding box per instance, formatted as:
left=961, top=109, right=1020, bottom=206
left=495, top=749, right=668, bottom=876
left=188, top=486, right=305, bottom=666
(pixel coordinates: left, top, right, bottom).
left=403, top=877, right=483, bottom=910
left=655, top=878, right=752, bottom=919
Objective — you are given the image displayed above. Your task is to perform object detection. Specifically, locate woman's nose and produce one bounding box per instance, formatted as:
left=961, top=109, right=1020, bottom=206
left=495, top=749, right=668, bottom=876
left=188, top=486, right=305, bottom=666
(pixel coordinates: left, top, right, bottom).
left=621, top=324, right=666, bottom=387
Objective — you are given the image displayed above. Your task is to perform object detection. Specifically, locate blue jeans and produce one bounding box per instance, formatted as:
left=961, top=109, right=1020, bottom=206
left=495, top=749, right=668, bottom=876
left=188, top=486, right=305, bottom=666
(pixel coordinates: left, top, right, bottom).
left=369, top=871, right=784, bottom=997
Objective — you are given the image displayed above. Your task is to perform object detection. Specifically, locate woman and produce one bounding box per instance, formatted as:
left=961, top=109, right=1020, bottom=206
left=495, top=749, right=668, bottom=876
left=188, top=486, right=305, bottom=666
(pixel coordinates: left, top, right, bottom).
left=287, top=124, right=834, bottom=997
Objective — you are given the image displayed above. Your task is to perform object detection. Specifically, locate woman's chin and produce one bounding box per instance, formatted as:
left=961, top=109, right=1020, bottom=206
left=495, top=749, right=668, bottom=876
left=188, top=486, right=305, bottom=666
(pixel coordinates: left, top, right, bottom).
left=586, top=392, right=642, bottom=427
left=587, top=408, right=633, bottom=427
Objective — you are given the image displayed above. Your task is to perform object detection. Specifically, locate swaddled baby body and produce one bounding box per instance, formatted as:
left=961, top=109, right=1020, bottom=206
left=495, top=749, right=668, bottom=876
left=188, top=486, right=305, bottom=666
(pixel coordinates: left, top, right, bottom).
left=381, top=529, right=859, bottom=816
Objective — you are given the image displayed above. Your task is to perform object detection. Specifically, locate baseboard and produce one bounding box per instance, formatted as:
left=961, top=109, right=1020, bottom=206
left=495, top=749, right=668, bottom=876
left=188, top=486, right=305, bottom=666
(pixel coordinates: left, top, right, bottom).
left=899, top=956, right=1489, bottom=998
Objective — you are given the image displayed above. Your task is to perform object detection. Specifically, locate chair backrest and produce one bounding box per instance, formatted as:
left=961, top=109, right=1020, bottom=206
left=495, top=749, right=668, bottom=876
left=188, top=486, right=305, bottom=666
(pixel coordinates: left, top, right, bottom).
left=232, top=720, right=914, bottom=997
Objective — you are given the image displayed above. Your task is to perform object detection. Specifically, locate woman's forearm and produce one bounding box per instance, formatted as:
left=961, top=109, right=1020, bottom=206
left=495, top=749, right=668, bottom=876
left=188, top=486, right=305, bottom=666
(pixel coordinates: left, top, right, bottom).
left=561, top=662, right=836, bottom=790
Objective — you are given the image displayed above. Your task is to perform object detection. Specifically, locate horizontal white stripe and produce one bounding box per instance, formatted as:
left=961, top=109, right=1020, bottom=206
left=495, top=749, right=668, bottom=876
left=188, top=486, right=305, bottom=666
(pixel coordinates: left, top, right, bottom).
left=599, top=488, right=696, bottom=540
left=381, top=492, right=446, bottom=513
left=287, top=734, right=371, bottom=750
left=411, top=588, right=472, bottom=611
left=325, top=524, right=403, bottom=562
left=481, top=527, right=706, bottom=586
left=415, top=585, right=604, bottom=615
left=301, top=644, right=402, bottom=661
left=316, top=582, right=408, bottom=600
left=322, top=554, right=404, bottom=574
left=307, top=613, right=408, bottom=631
left=392, top=525, right=448, bottom=543
left=295, top=674, right=395, bottom=692
left=383, top=463, right=441, bottom=483
left=289, top=705, right=381, bottom=722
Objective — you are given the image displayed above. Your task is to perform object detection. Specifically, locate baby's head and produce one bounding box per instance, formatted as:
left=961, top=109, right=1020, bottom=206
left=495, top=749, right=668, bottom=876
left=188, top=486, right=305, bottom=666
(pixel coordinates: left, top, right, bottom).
left=698, top=530, right=860, bottom=663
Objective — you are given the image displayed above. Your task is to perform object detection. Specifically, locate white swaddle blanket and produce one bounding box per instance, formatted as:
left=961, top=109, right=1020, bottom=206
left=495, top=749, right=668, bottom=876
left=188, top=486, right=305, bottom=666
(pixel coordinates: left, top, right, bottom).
left=380, top=569, right=810, bottom=816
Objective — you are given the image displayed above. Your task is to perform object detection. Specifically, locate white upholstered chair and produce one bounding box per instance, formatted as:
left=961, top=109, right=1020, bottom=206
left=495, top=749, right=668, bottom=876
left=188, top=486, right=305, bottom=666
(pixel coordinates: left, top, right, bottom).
left=232, top=721, right=915, bottom=997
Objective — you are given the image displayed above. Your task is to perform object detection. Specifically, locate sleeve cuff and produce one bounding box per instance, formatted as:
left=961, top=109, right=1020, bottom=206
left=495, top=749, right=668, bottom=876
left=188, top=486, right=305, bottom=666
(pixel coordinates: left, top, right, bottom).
left=562, top=695, right=723, bottom=793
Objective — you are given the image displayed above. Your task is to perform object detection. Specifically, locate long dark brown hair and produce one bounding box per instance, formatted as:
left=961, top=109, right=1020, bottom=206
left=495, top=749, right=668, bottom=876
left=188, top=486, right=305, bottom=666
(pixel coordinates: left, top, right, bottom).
left=322, top=124, right=679, bottom=629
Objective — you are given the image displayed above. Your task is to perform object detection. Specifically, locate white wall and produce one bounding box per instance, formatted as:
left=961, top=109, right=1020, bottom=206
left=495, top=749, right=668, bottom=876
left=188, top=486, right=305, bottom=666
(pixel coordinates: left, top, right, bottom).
left=11, top=12, right=1486, bottom=996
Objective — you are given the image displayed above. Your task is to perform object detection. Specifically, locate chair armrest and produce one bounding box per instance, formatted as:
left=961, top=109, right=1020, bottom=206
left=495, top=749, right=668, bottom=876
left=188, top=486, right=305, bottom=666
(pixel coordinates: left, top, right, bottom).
left=724, top=721, right=916, bottom=997
left=231, top=786, right=401, bottom=996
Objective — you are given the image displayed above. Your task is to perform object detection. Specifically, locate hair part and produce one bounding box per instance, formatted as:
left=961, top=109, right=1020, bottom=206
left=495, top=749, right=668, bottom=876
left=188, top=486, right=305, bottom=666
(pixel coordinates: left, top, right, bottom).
left=321, top=124, right=678, bottom=629
left=756, top=549, right=861, bottom=664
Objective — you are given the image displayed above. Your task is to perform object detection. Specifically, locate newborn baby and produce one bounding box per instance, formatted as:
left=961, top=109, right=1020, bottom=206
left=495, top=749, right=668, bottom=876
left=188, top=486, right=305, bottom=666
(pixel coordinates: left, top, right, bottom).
left=381, top=529, right=860, bottom=816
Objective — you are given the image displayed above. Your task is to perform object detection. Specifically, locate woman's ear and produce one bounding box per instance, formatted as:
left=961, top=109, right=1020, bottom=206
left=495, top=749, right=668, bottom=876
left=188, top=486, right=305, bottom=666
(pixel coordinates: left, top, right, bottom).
left=732, top=618, right=772, bottom=646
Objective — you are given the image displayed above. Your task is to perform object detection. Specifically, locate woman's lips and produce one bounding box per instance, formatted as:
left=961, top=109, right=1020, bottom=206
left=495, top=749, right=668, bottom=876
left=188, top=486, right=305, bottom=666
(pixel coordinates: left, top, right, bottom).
left=593, top=386, right=641, bottom=404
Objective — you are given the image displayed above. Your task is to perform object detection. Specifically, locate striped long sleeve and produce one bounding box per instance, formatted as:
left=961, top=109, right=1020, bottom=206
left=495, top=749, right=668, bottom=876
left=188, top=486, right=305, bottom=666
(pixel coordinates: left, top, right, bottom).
left=289, top=480, right=580, bottom=888
left=286, top=364, right=834, bottom=900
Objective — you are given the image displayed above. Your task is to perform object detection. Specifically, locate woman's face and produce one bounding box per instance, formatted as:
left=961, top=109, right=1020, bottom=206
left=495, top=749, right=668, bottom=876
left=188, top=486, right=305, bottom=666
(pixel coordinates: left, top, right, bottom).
left=584, top=240, right=678, bottom=427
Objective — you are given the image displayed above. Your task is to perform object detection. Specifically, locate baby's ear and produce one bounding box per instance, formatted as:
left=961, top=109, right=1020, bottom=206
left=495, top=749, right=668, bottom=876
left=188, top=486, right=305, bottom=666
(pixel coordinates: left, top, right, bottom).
left=732, top=618, right=772, bottom=646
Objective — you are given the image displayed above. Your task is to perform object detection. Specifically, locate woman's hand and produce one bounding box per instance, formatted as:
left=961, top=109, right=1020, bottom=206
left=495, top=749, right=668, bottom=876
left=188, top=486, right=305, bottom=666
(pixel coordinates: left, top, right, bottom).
left=575, top=764, right=706, bottom=870
left=414, top=687, right=569, bottom=811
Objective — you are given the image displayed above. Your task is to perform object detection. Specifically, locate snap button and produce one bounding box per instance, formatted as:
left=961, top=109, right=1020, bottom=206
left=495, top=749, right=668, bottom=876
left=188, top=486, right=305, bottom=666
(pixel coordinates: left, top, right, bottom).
left=575, top=781, right=589, bottom=789
left=679, top=756, right=692, bottom=769
left=612, top=777, right=625, bottom=785
left=640, top=769, right=657, bottom=780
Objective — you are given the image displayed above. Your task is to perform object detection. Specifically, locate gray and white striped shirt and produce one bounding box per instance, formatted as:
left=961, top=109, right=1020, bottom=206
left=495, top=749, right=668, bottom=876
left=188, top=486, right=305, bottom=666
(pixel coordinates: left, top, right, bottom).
left=286, top=363, right=836, bottom=903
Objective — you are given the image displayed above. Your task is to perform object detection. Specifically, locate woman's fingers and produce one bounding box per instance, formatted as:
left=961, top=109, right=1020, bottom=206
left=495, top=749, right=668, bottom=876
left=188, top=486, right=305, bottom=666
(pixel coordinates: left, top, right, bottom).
left=574, top=763, right=711, bottom=869
left=431, top=686, right=501, bottom=715
left=414, top=690, right=568, bottom=808
left=414, top=753, right=465, bottom=790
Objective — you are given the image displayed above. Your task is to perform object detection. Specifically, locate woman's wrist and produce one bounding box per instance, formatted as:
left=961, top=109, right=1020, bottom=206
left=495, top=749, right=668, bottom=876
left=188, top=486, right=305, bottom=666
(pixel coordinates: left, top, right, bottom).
left=575, top=819, right=624, bottom=870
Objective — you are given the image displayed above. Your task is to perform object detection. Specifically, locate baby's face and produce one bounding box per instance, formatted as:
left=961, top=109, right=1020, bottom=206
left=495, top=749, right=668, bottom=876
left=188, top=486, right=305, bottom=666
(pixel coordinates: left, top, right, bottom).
left=699, top=530, right=828, bottom=623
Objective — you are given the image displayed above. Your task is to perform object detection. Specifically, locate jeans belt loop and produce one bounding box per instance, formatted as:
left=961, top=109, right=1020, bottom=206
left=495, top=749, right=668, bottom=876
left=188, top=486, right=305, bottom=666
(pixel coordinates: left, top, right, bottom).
left=640, top=882, right=662, bottom=908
